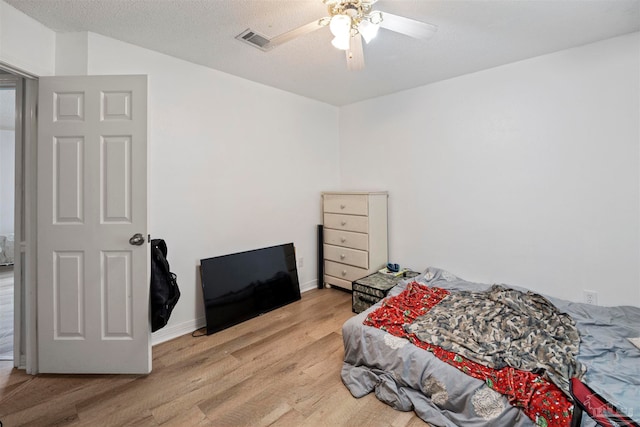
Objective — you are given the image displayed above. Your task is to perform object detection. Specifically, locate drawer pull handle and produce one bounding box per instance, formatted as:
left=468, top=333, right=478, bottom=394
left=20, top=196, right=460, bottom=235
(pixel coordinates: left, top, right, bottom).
left=340, top=254, right=346, bottom=259
left=341, top=270, right=347, bottom=276
left=341, top=221, right=347, bottom=226
left=340, top=204, right=346, bottom=209
left=341, top=237, right=347, bottom=243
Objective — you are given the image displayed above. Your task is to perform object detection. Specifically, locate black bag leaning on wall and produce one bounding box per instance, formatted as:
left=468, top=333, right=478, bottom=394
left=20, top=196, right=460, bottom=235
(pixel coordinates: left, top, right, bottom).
left=150, top=238, right=180, bottom=332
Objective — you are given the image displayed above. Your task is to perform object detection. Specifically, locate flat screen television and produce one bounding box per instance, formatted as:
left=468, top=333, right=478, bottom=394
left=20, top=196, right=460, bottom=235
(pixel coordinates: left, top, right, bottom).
left=200, top=243, right=301, bottom=335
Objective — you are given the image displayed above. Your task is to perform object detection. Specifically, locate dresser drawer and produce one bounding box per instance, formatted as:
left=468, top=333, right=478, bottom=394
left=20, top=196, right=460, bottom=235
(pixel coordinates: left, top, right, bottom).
left=324, top=244, right=368, bottom=269
left=323, top=213, right=368, bottom=233
left=323, top=194, right=368, bottom=215
left=324, top=260, right=369, bottom=282
left=323, top=274, right=352, bottom=291
left=324, top=228, right=368, bottom=251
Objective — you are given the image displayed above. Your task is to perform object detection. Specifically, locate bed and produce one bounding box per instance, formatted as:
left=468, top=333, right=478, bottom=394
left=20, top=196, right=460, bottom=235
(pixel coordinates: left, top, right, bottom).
left=341, top=267, right=640, bottom=427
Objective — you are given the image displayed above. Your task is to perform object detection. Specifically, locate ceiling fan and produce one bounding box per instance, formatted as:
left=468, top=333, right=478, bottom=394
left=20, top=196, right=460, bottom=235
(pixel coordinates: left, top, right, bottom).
left=237, top=0, right=438, bottom=71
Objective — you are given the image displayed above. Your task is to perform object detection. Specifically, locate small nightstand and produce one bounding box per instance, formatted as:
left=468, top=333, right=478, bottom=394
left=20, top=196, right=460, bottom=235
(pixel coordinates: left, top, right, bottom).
left=352, top=270, right=420, bottom=314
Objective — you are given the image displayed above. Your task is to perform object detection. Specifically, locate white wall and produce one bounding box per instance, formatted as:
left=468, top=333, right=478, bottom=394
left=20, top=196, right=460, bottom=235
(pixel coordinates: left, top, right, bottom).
left=0, top=0, right=55, bottom=76
left=55, top=32, right=88, bottom=75
left=80, top=33, right=339, bottom=342
left=339, top=32, right=640, bottom=307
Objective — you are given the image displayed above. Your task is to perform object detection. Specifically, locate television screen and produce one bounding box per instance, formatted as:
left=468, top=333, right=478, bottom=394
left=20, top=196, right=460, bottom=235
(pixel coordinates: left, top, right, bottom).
left=200, top=243, right=301, bottom=335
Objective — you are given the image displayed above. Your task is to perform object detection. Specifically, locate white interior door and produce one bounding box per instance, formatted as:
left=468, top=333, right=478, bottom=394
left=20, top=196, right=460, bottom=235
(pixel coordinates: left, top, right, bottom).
left=37, top=75, right=150, bottom=374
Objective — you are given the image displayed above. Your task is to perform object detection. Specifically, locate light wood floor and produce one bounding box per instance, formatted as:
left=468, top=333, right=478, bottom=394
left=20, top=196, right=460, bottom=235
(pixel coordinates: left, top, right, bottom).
left=0, top=287, right=428, bottom=426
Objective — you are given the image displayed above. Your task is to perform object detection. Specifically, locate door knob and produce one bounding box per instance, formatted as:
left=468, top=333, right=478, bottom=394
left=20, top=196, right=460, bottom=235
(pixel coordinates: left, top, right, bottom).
left=129, top=233, right=145, bottom=246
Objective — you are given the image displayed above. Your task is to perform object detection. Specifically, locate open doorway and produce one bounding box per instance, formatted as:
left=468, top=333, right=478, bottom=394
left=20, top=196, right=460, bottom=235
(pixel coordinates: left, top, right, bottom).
left=0, top=64, right=37, bottom=372
left=0, top=76, right=16, bottom=361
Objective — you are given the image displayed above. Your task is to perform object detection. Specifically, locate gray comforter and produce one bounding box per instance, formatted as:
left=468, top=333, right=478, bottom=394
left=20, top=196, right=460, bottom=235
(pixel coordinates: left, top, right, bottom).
left=341, top=267, right=640, bottom=427
left=407, top=284, right=584, bottom=396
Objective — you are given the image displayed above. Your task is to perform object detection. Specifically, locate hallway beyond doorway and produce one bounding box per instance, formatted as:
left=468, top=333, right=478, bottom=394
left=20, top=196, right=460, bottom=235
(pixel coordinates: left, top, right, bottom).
left=0, top=265, right=13, bottom=360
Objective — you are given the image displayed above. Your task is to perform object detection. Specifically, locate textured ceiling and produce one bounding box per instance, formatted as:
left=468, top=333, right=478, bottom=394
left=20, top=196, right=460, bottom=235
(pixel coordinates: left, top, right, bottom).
left=6, top=0, right=640, bottom=106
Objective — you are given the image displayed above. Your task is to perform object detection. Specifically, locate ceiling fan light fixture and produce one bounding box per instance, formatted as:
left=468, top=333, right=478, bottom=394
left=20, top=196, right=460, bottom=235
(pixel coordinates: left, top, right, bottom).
left=258, top=0, right=437, bottom=70
left=331, top=35, right=351, bottom=50
left=369, top=10, right=383, bottom=25
left=358, top=19, right=379, bottom=43
left=329, top=14, right=351, bottom=38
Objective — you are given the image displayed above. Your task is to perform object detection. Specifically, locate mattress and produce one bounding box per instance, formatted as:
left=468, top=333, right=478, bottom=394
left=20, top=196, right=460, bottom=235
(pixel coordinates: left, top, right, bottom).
left=341, top=267, right=640, bottom=427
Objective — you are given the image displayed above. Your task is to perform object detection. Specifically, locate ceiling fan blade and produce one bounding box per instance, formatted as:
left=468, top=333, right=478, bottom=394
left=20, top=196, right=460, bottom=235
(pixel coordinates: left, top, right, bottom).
left=379, top=12, right=437, bottom=40
left=264, top=20, right=324, bottom=50
left=346, top=34, right=365, bottom=71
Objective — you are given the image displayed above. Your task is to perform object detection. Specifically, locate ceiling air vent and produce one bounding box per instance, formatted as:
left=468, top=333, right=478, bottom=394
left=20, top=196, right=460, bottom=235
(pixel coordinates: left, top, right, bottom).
left=236, top=29, right=272, bottom=51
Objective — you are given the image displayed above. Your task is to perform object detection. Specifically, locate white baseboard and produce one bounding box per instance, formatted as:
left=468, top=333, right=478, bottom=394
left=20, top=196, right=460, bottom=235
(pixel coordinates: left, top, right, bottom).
left=151, top=279, right=320, bottom=346
left=152, top=316, right=206, bottom=346
left=299, top=278, right=318, bottom=293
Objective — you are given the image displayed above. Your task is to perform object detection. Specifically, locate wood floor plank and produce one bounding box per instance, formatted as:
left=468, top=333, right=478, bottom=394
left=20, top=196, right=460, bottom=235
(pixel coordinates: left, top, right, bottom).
left=148, top=355, right=242, bottom=424
left=156, top=406, right=211, bottom=427
left=0, top=288, right=428, bottom=426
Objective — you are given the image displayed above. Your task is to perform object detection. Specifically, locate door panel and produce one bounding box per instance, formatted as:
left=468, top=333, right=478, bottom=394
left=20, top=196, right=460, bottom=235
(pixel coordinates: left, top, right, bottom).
left=53, top=251, right=84, bottom=339
left=38, top=75, right=150, bottom=374
left=102, top=250, right=133, bottom=338
left=101, top=136, right=132, bottom=222
left=54, top=136, right=84, bottom=223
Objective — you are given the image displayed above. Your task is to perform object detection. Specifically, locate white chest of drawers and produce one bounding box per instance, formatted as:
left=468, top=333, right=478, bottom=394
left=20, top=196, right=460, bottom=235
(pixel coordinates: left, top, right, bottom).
left=321, top=192, right=388, bottom=291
